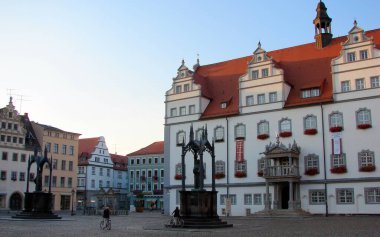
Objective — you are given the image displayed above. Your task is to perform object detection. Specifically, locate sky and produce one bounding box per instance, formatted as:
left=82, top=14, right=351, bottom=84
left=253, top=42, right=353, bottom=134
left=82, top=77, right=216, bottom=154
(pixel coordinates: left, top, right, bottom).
left=0, top=0, right=379, bottom=155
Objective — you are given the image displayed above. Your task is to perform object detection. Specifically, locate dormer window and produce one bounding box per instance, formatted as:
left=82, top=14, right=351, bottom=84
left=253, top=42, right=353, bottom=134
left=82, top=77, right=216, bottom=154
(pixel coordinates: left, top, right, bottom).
left=184, top=84, right=190, bottom=92
left=347, top=52, right=356, bottom=62
left=220, top=102, right=227, bottom=109
left=257, top=56, right=262, bottom=62
left=301, top=88, right=320, bottom=98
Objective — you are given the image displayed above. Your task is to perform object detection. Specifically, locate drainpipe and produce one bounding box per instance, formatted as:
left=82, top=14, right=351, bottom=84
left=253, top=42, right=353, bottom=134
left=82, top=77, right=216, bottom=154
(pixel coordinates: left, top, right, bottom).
left=320, top=104, right=328, bottom=217
left=226, top=117, right=230, bottom=198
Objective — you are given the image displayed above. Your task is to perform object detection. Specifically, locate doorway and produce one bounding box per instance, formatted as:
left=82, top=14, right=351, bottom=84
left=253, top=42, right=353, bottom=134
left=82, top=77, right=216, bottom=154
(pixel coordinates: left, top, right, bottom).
left=280, top=183, right=289, bottom=209
left=9, top=193, right=22, bottom=210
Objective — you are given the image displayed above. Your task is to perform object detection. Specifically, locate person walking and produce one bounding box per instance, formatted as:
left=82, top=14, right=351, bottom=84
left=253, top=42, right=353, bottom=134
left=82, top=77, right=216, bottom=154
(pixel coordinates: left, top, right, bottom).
left=172, top=206, right=180, bottom=225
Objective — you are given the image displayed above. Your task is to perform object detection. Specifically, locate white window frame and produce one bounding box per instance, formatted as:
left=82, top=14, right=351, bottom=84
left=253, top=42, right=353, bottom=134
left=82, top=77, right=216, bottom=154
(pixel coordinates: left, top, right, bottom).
left=257, top=94, right=265, bottom=104
left=309, top=190, right=326, bottom=205
left=355, top=78, right=365, bottom=90
left=170, top=108, right=177, bottom=117
left=269, top=92, right=277, bottom=103
left=189, top=105, right=196, bottom=114
left=234, top=123, right=246, bottom=140
left=360, top=50, right=368, bottom=60
left=336, top=188, right=354, bottom=204
left=246, top=95, right=254, bottom=106
left=341, top=81, right=350, bottom=92
left=179, top=106, right=186, bottom=116
left=279, top=118, right=291, bottom=132
left=304, top=154, right=319, bottom=172
left=244, top=194, right=252, bottom=205
left=329, top=112, right=343, bottom=128
left=347, top=52, right=356, bottom=62
left=253, top=194, right=262, bottom=205
left=257, top=120, right=269, bottom=135
left=358, top=150, right=375, bottom=168
left=262, top=68, right=269, bottom=78
left=365, top=187, right=380, bottom=204
left=252, top=70, right=259, bottom=80
left=176, top=131, right=186, bottom=146
left=356, top=108, right=371, bottom=125
left=331, top=153, right=346, bottom=168
left=304, top=114, right=317, bottom=130
left=370, top=76, right=379, bottom=88
left=214, top=126, right=224, bottom=142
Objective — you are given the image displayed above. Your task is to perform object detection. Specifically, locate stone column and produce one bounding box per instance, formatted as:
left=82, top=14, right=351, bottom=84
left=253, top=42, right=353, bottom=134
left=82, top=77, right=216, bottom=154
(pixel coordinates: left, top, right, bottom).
left=273, top=183, right=278, bottom=210
left=199, top=152, right=204, bottom=190
left=288, top=181, right=294, bottom=210
left=264, top=180, right=271, bottom=211
left=181, top=153, right=185, bottom=191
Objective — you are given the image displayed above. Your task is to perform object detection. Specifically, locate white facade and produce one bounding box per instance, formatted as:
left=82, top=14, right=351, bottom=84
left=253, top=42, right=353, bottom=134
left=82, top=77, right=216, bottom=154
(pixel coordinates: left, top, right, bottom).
left=0, top=97, right=37, bottom=211
left=164, top=21, right=380, bottom=215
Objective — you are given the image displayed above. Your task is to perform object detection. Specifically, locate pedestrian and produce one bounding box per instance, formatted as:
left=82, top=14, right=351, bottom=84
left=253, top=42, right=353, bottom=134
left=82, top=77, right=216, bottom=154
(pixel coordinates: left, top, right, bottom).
left=172, top=206, right=180, bottom=225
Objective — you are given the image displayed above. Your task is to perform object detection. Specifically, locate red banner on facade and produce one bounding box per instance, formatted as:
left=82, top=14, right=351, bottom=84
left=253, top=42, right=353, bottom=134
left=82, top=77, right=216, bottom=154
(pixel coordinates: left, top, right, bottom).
left=236, top=139, right=244, bottom=162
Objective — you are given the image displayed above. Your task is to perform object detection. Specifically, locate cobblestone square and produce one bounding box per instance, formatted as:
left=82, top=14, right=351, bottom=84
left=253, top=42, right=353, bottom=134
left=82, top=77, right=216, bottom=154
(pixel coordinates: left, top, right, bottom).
left=1, top=212, right=380, bottom=237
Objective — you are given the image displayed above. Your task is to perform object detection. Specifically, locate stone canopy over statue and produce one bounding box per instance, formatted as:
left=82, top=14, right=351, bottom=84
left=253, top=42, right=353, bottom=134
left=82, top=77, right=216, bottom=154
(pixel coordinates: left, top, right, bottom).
left=13, top=146, right=61, bottom=219
left=174, top=124, right=232, bottom=228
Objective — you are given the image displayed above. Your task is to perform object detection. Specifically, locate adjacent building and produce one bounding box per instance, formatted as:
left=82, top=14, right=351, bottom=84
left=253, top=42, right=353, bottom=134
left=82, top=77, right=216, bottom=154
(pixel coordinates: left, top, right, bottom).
left=77, top=137, right=128, bottom=212
left=164, top=1, right=380, bottom=216
left=127, top=141, right=165, bottom=210
left=0, top=97, right=39, bottom=211
left=31, top=122, right=80, bottom=211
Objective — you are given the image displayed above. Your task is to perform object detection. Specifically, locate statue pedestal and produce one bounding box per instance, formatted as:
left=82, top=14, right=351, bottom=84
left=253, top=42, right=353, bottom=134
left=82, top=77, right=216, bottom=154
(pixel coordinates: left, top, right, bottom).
left=13, top=192, right=61, bottom=219
left=178, top=190, right=232, bottom=228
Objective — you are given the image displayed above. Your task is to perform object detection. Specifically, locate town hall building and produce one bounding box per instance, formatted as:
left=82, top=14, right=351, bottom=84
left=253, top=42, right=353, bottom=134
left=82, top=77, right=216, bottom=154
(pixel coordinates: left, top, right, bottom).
left=164, top=1, right=380, bottom=216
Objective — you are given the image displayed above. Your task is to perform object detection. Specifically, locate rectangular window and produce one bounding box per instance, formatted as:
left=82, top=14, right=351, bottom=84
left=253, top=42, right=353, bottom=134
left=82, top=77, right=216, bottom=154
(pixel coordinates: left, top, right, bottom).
left=92, top=167, right=96, bottom=175
left=246, top=96, right=254, bottom=106
left=107, top=169, right=111, bottom=177
left=179, top=106, right=186, bottom=116
left=61, top=160, right=66, bottom=170
left=356, top=78, right=365, bottom=90
left=253, top=194, right=262, bottom=205
left=331, top=154, right=346, bottom=168
left=53, top=144, right=59, bottom=153
left=91, top=180, right=95, bottom=188
left=11, top=171, right=17, bottom=181
left=244, top=194, right=252, bottom=205
left=99, top=180, right=103, bottom=188
left=220, top=194, right=227, bottom=205
left=0, top=135, right=4, bottom=141
left=19, top=138, right=23, bottom=144
left=170, top=108, right=177, bottom=117
left=347, top=52, right=356, bottom=62
left=60, top=177, right=65, bottom=187
left=68, top=161, right=73, bottom=171
left=257, top=94, right=265, bottom=104
left=2, top=152, right=7, bottom=161
left=13, top=124, right=18, bottom=130
left=269, top=92, right=277, bottom=103
left=336, top=188, right=354, bottom=204
left=12, top=153, right=18, bottom=161
left=262, top=68, right=269, bottom=78
left=370, top=76, right=379, bottom=88
left=309, top=190, right=325, bottom=205
left=341, top=81, right=350, bottom=92
left=360, top=50, right=368, bottom=60
left=230, top=194, right=237, bottom=205
left=46, top=143, right=51, bottom=152
left=19, top=172, right=25, bottom=181
left=68, top=177, right=72, bottom=188
left=8, top=123, right=12, bottom=129
left=184, top=84, right=190, bottom=92
left=365, top=188, right=380, bottom=204
left=52, top=176, right=57, bottom=187
left=252, top=70, right=259, bottom=79
left=21, top=154, right=26, bottom=162
left=62, top=145, right=67, bottom=155
left=1, top=122, right=5, bottom=129
left=53, top=159, right=58, bottom=169
left=161, top=157, right=164, bottom=164
left=1, top=171, right=6, bottom=180
left=69, top=146, right=74, bottom=155
left=175, top=85, right=182, bottom=94
left=99, top=168, right=103, bottom=176
left=189, top=105, right=195, bottom=114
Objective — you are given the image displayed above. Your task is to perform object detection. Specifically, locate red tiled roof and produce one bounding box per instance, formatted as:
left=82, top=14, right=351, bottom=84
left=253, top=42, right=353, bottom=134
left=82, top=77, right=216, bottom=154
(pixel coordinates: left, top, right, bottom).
left=195, top=28, right=380, bottom=119
left=78, top=137, right=100, bottom=160
left=127, top=141, right=164, bottom=156
left=111, top=153, right=128, bottom=171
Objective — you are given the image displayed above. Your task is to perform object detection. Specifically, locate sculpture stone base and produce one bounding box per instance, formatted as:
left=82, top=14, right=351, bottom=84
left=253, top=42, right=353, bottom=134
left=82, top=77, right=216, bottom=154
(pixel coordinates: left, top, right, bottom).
left=178, top=190, right=232, bottom=228
left=12, top=192, right=61, bottom=219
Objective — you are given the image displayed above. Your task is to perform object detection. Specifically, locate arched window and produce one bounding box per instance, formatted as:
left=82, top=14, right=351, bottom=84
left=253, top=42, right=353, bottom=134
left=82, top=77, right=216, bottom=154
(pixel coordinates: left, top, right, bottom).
left=215, top=161, right=225, bottom=175
left=196, top=128, right=204, bottom=141
left=358, top=150, right=375, bottom=172
left=257, top=120, right=269, bottom=135
left=356, top=108, right=371, bottom=127
left=176, top=131, right=186, bottom=146
left=279, top=118, right=291, bottom=132
left=304, top=154, right=319, bottom=175
left=235, top=123, right=246, bottom=140
left=329, top=111, right=343, bottom=128
left=304, top=115, right=317, bottom=130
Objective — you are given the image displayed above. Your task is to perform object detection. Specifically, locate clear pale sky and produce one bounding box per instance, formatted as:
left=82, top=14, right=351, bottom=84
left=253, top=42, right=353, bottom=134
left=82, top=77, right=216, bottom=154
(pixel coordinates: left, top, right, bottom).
left=1, top=1, right=379, bottom=155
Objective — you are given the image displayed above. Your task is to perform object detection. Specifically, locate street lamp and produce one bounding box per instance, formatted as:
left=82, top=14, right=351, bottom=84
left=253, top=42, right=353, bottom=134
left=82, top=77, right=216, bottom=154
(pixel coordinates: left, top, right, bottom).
left=71, top=188, right=75, bottom=216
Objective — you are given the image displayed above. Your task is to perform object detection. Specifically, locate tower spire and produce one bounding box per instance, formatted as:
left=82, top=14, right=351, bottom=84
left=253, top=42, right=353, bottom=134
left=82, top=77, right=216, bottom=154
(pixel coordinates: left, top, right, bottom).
left=313, top=1, right=332, bottom=48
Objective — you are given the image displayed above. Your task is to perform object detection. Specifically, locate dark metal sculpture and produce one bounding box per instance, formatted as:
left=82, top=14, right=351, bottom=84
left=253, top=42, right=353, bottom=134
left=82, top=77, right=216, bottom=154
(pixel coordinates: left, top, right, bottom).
left=26, top=147, right=53, bottom=193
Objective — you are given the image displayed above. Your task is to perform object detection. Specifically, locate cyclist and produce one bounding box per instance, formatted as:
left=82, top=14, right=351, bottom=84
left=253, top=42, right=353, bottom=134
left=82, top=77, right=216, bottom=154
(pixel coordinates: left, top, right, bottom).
left=172, top=206, right=180, bottom=225
left=102, top=206, right=111, bottom=229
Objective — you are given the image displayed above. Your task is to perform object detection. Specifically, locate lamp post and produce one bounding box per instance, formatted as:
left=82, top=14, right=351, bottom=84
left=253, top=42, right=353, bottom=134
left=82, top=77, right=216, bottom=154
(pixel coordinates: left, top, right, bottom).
left=71, top=188, right=75, bottom=216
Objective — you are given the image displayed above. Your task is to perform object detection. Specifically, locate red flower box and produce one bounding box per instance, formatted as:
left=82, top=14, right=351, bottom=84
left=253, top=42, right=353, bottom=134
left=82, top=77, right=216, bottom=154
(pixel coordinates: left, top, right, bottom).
left=357, top=124, right=372, bottom=129
left=330, top=166, right=347, bottom=174
left=304, top=129, right=318, bottom=135
left=174, top=174, right=183, bottom=180
left=279, top=131, right=292, bottom=138
left=153, top=176, right=158, bottom=182
left=330, top=126, right=343, bottom=133
left=153, top=189, right=163, bottom=195
left=304, top=167, right=319, bottom=176
left=359, top=165, right=376, bottom=172
left=214, top=173, right=225, bottom=179
left=234, top=171, right=247, bottom=178
left=257, top=134, right=269, bottom=140
left=257, top=170, right=264, bottom=177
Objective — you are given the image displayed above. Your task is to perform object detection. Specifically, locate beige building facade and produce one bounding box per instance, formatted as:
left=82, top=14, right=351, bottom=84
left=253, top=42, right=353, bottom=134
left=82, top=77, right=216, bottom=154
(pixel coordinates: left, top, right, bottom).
left=32, top=122, right=80, bottom=211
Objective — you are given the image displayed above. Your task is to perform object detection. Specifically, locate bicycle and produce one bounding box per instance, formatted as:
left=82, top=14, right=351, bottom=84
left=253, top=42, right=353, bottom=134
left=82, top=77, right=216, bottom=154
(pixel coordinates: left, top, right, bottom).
left=100, top=218, right=111, bottom=230
left=167, top=216, right=184, bottom=227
